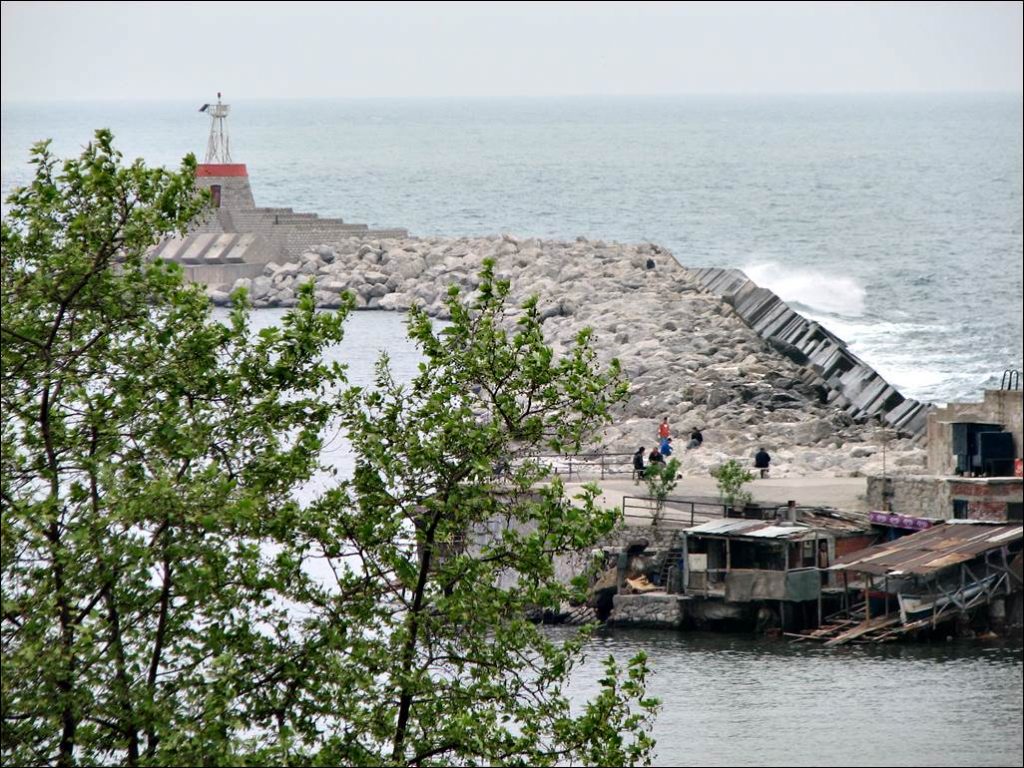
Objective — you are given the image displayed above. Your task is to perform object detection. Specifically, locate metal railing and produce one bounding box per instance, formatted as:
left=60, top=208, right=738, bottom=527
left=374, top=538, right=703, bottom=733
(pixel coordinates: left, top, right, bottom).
left=531, top=451, right=636, bottom=481
left=621, top=495, right=729, bottom=528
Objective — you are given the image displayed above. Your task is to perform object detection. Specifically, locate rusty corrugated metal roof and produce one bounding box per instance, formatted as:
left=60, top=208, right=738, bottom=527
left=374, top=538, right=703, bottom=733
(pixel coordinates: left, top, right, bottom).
left=745, top=525, right=815, bottom=539
left=831, top=522, right=1023, bottom=577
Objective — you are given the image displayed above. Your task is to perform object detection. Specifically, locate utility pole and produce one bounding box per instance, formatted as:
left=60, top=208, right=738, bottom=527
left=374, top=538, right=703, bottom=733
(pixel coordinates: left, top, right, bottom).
left=879, top=421, right=891, bottom=511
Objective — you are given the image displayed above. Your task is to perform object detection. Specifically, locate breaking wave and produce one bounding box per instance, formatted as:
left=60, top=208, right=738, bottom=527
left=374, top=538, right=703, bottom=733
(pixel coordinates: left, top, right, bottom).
left=741, top=261, right=866, bottom=317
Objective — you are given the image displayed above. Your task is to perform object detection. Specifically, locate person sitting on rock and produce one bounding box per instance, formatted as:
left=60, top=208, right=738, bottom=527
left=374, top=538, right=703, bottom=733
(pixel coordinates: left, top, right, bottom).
left=632, top=447, right=646, bottom=484
left=660, top=436, right=673, bottom=457
left=754, top=447, right=771, bottom=478
left=648, top=446, right=665, bottom=466
left=686, top=427, right=703, bottom=450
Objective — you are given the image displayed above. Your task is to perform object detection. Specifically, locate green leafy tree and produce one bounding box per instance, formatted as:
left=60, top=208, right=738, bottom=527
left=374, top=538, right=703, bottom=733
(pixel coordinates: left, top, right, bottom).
left=710, top=459, right=754, bottom=510
left=1, top=131, right=353, bottom=766
left=302, top=263, right=657, bottom=765
left=643, top=457, right=680, bottom=525
left=2, top=133, right=658, bottom=766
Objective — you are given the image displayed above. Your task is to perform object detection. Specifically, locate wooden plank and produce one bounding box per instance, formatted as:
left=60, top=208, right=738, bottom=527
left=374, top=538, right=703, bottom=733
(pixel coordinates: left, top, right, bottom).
left=823, top=614, right=901, bottom=647
left=785, top=619, right=860, bottom=643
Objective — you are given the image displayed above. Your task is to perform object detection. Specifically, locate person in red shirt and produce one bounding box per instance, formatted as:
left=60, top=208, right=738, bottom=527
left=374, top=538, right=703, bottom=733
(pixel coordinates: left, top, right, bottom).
left=658, top=417, right=671, bottom=441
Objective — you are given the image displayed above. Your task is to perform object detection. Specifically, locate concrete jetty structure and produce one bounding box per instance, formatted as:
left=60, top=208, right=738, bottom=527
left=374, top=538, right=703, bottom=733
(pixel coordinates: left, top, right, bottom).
left=152, top=94, right=407, bottom=287
left=691, top=267, right=933, bottom=438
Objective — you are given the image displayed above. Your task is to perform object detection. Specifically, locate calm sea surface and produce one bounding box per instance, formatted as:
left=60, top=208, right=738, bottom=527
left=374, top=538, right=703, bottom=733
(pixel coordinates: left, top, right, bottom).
left=568, top=629, right=1023, bottom=767
left=4, top=97, right=1022, bottom=766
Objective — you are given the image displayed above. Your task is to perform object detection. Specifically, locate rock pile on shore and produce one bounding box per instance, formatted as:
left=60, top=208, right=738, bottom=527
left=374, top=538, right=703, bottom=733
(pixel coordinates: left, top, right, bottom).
left=206, top=234, right=927, bottom=479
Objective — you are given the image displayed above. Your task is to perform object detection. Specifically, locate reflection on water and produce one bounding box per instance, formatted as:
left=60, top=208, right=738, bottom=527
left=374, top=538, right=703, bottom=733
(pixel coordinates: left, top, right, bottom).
left=558, top=628, right=1023, bottom=767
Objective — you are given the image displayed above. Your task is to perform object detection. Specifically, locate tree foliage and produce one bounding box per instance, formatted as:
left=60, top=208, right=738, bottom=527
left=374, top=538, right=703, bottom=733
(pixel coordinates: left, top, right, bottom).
left=1, top=133, right=657, bottom=766
left=710, top=459, right=754, bottom=510
left=643, top=458, right=680, bottom=525
left=1, top=130, right=352, bottom=766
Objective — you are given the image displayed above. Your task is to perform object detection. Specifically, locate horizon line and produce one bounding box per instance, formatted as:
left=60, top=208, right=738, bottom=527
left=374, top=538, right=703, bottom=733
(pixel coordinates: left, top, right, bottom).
left=3, top=89, right=1023, bottom=107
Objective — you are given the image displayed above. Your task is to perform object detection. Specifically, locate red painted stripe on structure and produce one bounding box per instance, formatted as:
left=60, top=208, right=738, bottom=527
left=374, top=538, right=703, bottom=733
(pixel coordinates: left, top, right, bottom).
left=197, top=164, right=249, bottom=177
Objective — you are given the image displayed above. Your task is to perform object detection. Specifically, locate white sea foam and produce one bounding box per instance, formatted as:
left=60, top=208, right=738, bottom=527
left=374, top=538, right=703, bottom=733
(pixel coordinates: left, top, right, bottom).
left=736, top=266, right=970, bottom=401
left=741, top=261, right=866, bottom=317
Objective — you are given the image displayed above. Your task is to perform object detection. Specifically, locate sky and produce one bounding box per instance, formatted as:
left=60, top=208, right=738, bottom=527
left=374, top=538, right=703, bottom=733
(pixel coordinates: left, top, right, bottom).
left=2, top=1, right=1022, bottom=101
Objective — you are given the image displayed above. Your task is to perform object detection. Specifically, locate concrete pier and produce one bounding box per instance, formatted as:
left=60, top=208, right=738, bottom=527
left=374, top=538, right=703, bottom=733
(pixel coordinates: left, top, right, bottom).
left=154, top=163, right=408, bottom=288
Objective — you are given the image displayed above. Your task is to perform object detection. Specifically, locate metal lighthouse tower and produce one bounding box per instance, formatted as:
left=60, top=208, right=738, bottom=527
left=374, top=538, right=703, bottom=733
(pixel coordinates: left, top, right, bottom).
left=198, top=92, right=232, bottom=163
left=194, top=92, right=252, bottom=210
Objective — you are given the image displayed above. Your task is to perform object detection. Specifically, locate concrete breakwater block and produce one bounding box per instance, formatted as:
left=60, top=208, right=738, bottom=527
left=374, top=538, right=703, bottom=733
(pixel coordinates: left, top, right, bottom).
left=693, top=267, right=931, bottom=438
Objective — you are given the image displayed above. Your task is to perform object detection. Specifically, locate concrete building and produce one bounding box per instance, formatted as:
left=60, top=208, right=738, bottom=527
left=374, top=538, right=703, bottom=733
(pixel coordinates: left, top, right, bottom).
left=867, top=382, right=1023, bottom=522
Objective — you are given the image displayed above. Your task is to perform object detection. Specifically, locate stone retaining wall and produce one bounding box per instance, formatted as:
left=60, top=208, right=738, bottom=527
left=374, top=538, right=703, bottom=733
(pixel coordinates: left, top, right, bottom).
left=607, top=593, right=685, bottom=628
left=597, top=524, right=683, bottom=551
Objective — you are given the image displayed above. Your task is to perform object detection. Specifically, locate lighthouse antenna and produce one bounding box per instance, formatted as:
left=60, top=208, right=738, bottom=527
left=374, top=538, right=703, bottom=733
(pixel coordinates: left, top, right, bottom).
left=201, top=92, right=232, bottom=163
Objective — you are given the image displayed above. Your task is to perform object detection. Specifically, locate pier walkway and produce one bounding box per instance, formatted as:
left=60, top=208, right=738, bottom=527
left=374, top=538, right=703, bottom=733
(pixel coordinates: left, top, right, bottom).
left=563, top=474, right=870, bottom=524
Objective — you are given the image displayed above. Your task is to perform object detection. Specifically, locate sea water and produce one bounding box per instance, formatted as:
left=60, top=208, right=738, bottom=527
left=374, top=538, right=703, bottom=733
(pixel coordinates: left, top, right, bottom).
left=2, top=94, right=1021, bottom=404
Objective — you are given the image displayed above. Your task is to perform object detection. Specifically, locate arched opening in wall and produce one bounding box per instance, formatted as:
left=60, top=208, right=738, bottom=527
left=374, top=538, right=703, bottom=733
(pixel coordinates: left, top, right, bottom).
left=210, top=184, right=222, bottom=208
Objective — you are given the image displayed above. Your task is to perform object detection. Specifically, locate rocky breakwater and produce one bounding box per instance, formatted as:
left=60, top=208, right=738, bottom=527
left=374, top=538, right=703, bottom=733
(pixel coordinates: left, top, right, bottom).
left=206, top=235, right=927, bottom=478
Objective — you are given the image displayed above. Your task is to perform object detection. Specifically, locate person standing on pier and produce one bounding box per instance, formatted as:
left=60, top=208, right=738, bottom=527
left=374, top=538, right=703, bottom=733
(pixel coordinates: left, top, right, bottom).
left=754, top=447, right=772, bottom=478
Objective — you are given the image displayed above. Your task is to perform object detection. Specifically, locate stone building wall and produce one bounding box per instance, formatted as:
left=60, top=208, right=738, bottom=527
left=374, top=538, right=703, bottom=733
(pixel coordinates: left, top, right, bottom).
left=195, top=165, right=255, bottom=209
left=927, top=390, right=1023, bottom=475
left=866, top=475, right=950, bottom=518
left=867, top=475, right=1023, bottom=521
